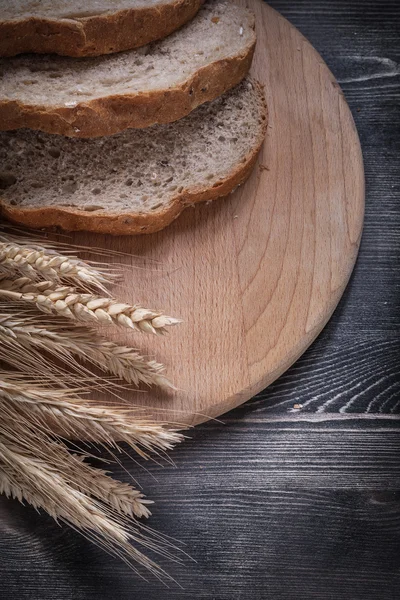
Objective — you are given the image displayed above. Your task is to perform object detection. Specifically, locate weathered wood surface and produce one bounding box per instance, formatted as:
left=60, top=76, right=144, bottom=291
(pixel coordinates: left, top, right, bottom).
left=0, top=1, right=399, bottom=599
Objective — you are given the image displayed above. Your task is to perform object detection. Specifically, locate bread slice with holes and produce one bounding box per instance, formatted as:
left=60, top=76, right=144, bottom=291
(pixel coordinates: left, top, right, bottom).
left=0, top=79, right=267, bottom=236
left=0, top=0, right=202, bottom=57
left=0, top=1, right=256, bottom=138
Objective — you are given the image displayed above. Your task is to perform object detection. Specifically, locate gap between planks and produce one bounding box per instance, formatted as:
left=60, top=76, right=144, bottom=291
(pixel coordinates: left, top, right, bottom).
left=224, top=413, right=400, bottom=423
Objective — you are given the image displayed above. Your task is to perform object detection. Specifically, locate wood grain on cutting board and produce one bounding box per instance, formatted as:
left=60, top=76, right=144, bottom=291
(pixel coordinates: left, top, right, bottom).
left=68, top=0, right=364, bottom=425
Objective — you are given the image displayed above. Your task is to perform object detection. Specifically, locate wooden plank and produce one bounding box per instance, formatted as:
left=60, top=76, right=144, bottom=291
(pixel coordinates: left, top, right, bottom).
left=1, top=423, right=399, bottom=598
left=242, top=335, right=400, bottom=415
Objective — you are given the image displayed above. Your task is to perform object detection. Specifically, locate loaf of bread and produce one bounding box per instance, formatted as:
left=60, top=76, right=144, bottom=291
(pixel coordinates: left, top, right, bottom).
left=0, top=0, right=202, bottom=57
left=0, top=80, right=267, bottom=235
left=0, top=1, right=256, bottom=137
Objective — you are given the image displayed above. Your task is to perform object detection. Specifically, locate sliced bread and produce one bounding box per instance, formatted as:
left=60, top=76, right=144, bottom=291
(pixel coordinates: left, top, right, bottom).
left=0, top=79, right=268, bottom=235
left=0, top=0, right=202, bottom=57
left=0, top=1, right=256, bottom=138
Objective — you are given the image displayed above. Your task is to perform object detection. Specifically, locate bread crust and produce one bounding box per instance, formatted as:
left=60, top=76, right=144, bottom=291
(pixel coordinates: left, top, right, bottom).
left=0, top=92, right=268, bottom=236
left=0, top=1, right=202, bottom=58
left=0, top=42, right=256, bottom=138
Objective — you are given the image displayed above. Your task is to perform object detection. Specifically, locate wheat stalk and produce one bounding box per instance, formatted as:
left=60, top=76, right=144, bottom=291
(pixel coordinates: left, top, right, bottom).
left=0, top=333, right=127, bottom=394
left=0, top=438, right=151, bottom=518
left=0, top=311, right=120, bottom=389
left=0, top=278, right=181, bottom=334
left=0, top=382, right=185, bottom=578
left=0, top=228, right=184, bottom=578
left=0, top=375, right=184, bottom=459
left=0, top=236, right=116, bottom=292
left=0, top=334, right=68, bottom=380
left=0, top=312, right=174, bottom=389
left=0, top=420, right=178, bottom=581
left=72, top=462, right=153, bottom=520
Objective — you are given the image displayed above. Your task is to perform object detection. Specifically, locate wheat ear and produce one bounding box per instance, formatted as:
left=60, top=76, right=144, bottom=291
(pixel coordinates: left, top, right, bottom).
left=0, top=236, right=116, bottom=292
left=0, top=313, right=174, bottom=389
left=0, top=428, right=151, bottom=518
left=0, top=278, right=181, bottom=334
left=0, top=423, right=177, bottom=581
left=0, top=375, right=184, bottom=458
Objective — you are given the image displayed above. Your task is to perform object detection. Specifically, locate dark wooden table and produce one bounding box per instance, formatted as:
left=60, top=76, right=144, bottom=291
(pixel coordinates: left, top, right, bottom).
left=1, top=2, right=399, bottom=598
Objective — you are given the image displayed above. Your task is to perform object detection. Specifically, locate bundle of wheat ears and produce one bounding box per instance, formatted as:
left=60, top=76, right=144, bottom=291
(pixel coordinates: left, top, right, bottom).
left=0, top=228, right=184, bottom=582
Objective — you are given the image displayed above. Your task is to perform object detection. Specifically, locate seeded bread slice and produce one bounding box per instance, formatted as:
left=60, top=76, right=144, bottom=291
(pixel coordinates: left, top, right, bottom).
left=0, top=80, right=267, bottom=236
left=0, top=0, right=202, bottom=57
left=0, top=1, right=256, bottom=138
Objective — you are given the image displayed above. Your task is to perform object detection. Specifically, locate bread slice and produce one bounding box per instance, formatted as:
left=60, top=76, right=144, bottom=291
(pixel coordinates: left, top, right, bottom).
left=0, top=79, right=267, bottom=236
left=0, top=0, right=202, bottom=57
left=0, top=1, right=256, bottom=138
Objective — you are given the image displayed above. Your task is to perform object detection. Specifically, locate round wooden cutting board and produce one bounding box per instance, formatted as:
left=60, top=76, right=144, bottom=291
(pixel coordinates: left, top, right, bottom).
left=71, top=0, right=365, bottom=425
